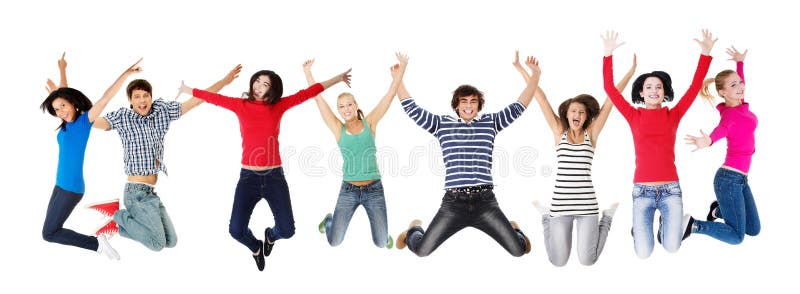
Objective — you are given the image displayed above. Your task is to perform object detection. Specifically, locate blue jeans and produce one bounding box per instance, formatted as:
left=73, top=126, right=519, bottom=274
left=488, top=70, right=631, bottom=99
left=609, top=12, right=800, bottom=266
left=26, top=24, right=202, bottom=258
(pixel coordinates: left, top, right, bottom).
left=230, top=168, right=295, bottom=253
left=42, top=185, right=99, bottom=251
left=631, top=181, right=683, bottom=258
left=405, top=190, right=528, bottom=257
left=324, top=180, right=388, bottom=247
left=693, top=168, right=760, bottom=244
left=113, top=183, right=177, bottom=251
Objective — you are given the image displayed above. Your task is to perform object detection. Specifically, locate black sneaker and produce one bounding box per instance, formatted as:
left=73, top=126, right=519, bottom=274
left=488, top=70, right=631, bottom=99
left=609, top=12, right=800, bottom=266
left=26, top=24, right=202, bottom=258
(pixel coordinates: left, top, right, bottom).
left=253, top=242, right=265, bottom=271
left=264, top=227, right=275, bottom=257
left=656, top=216, right=663, bottom=244
left=706, top=201, right=719, bottom=222
left=682, top=214, right=695, bottom=240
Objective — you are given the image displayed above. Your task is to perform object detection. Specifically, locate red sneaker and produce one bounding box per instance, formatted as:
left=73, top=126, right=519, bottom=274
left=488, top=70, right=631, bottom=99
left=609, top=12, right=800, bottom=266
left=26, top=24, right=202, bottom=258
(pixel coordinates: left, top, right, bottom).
left=95, top=219, right=119, bottom=238
left=86, top=199, right=120, bottom=218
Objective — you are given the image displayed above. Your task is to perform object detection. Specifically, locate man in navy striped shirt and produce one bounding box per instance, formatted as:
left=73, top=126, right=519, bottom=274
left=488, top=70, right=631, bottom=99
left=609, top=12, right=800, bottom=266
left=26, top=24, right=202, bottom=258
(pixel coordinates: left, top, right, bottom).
left=395, top=55, right=542, bottom=257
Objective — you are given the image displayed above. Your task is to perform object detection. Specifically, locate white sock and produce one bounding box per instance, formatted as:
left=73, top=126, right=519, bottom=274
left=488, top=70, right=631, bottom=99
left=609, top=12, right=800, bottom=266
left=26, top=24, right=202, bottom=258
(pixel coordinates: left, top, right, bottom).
left=97, top=234, right=120, bottom=260
left=602, top=202, right=619, bottom=218
left=532, top=200, right=550, bottom=216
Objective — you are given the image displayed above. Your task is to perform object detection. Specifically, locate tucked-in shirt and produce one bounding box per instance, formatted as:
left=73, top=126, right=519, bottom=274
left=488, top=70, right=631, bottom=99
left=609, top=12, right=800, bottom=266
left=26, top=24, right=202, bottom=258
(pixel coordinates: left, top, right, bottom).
left=55, top=111, right=93, bottom=193
left=105, top=99, right=182, bottom=176
left=709, top=61, right=757, bottom=173
left=603, top=54, right=712, bottom=183
left=192, top=83, right=324, bottom=167
left=401, top=98, right=526, bottom=189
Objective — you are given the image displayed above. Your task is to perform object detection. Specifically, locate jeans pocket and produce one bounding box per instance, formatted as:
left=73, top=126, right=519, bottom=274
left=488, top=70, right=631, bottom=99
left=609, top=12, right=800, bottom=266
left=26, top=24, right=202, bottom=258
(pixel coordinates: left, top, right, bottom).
left=666, top=185, right=682, bottom=198
left=631, top=185, right=644, bottom=199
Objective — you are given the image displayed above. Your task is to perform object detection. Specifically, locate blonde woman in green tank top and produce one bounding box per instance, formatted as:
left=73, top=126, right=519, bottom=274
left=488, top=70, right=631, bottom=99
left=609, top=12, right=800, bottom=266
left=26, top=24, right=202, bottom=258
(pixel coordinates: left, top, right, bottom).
left=302, top=53, right=409, bottom=248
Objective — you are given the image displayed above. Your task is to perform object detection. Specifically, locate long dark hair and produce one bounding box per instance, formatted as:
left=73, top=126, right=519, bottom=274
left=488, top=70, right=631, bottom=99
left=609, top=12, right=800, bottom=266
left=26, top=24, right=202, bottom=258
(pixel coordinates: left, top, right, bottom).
left=557, top=94, right=599, bottom=131
left=40, top=87, right=92, bottom=131
left=246, top=70, right=284, bottom=105
left=631, top=71, right=674, bottom=104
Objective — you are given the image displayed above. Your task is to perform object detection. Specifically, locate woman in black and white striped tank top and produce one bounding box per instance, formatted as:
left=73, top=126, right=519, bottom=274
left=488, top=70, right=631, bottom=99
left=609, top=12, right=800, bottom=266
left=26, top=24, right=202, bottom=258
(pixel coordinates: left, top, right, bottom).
left=514, top=52, right=637, bottom=266
left=553, top=131, right=598, bottom=216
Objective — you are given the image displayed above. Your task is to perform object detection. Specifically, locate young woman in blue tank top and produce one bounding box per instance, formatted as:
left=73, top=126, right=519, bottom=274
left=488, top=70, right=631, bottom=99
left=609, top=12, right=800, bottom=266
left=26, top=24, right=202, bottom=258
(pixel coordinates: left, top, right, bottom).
left=514, top=51, right=637, bottom=266
left=302, top=53, right=408, bottom=248
left=40, top=53, right=143, bottom=260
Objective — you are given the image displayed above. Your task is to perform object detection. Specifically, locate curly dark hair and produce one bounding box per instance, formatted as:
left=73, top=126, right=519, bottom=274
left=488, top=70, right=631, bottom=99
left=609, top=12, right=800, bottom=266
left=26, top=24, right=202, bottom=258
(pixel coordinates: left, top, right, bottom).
left=631, top=71, right=674, bottom=104
left=450, top=85, right=484, bottom=115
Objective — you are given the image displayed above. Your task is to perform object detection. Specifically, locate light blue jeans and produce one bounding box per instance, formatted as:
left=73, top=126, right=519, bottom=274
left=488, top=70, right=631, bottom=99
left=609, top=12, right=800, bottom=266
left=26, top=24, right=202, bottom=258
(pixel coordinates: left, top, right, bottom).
left=693, top=168, right=760, bottom=244
left=324, top=180, right=388, bottom=247
left=114, top=183, right=177, bottom=251
left=631, top=181, right=683, bottom=258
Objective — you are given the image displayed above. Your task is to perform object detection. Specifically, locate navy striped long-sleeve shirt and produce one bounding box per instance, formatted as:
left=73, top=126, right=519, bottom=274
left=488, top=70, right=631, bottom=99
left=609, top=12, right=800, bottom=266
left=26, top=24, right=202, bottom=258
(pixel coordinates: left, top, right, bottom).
left=401, top=98, right=526, bottom=189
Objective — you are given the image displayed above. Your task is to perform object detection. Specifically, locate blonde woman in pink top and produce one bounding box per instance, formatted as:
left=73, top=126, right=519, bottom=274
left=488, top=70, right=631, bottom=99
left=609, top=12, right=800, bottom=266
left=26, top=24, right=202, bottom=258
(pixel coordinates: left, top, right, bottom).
left=684, top=46, right=760, bottom=244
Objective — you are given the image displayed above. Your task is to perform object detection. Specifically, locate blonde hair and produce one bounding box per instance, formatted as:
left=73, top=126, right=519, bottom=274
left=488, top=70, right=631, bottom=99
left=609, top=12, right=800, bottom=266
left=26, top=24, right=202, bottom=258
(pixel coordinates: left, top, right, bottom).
left=700, top=69, right=737, bottom=106
left=337, top=92, right=364, bottom=120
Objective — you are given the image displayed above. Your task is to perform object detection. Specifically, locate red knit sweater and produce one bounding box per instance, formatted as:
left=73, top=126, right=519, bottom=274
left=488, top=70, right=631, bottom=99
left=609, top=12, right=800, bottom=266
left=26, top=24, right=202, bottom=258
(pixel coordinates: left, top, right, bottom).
left=603, top=55, right=712, bottom=182
left=193, top=83, right=324, bottom=166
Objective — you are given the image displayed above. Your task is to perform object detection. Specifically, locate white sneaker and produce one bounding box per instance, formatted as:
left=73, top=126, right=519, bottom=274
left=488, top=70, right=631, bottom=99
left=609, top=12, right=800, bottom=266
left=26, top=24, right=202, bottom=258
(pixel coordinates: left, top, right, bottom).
left=97, top=234, right=120, bottom=260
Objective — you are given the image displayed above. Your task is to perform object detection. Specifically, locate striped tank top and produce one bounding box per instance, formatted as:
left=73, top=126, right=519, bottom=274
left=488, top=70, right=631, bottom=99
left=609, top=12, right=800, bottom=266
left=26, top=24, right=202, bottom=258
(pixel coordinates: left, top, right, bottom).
left=551, top=131, right=598, bottom=216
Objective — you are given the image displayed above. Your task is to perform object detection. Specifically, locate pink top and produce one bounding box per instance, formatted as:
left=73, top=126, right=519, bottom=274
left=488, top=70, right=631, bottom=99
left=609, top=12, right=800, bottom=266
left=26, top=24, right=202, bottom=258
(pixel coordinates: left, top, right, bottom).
left=709, top=61, right=757, bottom=173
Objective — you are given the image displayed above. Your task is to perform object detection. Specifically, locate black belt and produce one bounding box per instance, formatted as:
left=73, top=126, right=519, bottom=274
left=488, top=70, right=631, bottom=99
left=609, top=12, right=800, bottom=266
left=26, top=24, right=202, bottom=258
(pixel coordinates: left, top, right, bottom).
left=448, top=185, right=493, bottom=194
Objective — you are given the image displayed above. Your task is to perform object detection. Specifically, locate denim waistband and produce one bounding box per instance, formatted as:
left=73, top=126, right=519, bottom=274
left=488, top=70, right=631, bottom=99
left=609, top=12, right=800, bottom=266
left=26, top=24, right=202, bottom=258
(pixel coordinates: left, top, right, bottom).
left=444, top=189, right=495, bottom=201
left=240, top=167, right=284, bottom=176
left=633, top=181, right=679, bottom=192
left=716, top=168, right=747, bottom=183
left=447, top=184, right=493, bottom=194
left=125, top=182, right=155, bottom=193
left=341, top=179, right=382, bottom=191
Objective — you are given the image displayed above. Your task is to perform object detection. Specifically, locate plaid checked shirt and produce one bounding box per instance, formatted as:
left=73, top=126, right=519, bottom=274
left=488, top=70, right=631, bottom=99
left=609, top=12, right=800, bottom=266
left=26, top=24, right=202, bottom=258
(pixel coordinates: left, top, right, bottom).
left=105, top=98, right=181, bottom=176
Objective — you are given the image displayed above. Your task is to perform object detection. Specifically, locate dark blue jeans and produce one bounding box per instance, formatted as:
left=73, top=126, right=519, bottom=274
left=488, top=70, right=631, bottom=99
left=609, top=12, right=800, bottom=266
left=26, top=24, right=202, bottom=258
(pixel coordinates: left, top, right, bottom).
left=693, top=168, right=761, bottom=244
left=230, top=168, right=296, bottom=253
left=405, top=190, right=527, bottom=257
left=42, top=185, right=98, bottom=251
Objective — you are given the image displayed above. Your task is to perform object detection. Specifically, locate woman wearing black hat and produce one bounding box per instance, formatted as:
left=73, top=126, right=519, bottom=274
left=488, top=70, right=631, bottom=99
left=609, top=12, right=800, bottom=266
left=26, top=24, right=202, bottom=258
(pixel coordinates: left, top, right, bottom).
left=601, top=30, right=716, bottom=259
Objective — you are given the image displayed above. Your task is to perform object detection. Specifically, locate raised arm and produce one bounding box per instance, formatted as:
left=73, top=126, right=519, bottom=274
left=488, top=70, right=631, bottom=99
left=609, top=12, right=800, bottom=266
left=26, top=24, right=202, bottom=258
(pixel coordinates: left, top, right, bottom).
left=91, top=58, right=143, bottom=130
left=672, top=30, right=716, bottom=116
left=602, top=30, right=636, bottom=120
left=516, top=55, right=541, bottom=108
left=397, top=80, right=411, bottom=101
left=44, top=52, right=68, bottom=94
left=180, top=64, right=242, bottom=115
left=366, top=52, right=409, bottom=131
left=514, top=51, right=560, bottom=143
left=303, top=58, right=342, bottom=139
left=590, top=53, right=637, bottom=144
left=727, top=45, right=747, bottom=82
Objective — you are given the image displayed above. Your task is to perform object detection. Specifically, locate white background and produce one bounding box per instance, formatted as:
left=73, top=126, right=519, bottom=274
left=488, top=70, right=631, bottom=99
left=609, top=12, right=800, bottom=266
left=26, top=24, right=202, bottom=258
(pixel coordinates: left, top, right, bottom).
left=1, top=0, right=796, bottom=293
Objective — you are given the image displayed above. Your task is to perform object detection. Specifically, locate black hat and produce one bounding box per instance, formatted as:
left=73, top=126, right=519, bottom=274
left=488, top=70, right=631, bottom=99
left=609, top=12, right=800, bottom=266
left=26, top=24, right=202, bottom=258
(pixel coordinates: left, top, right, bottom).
left=631, top=71, right=674, bottom=104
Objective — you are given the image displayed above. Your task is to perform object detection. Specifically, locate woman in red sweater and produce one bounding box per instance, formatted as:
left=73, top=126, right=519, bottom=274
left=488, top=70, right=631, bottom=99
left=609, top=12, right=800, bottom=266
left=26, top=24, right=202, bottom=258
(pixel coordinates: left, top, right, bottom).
left=178, top=67, right=351, bottom=271
left=602, top=30, right=716, bottom=258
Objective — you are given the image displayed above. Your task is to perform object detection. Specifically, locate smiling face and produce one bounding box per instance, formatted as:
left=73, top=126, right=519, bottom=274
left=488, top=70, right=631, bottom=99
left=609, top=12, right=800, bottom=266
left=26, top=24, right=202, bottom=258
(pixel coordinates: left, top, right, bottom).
left=639, top=76, right=665, bottom=109
left=566, top=102, right=588, bottom=131
left=337, top=94, right=359, bottom=122
left=51, top=97, right=77, bottom=123
left=456, top=95, right=480, bottom=122
left=718, top=73, right=745, bottom=104
left=251, top=75, right=271, bottom=101
left=129, top=89, right=153, bottom=116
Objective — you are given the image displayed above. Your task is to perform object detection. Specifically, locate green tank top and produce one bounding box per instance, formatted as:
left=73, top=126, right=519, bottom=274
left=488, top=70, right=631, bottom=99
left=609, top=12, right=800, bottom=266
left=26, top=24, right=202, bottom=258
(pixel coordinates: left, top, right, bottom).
left=338, top=120, right=381, bottom=181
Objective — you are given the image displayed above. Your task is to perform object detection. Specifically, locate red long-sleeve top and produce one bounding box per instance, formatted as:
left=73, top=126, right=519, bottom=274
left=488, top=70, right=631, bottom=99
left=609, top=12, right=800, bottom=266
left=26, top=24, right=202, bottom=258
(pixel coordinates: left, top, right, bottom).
left=193, top=83, right=324, bottom=166
left=603, top=55, right=712, bottom=182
